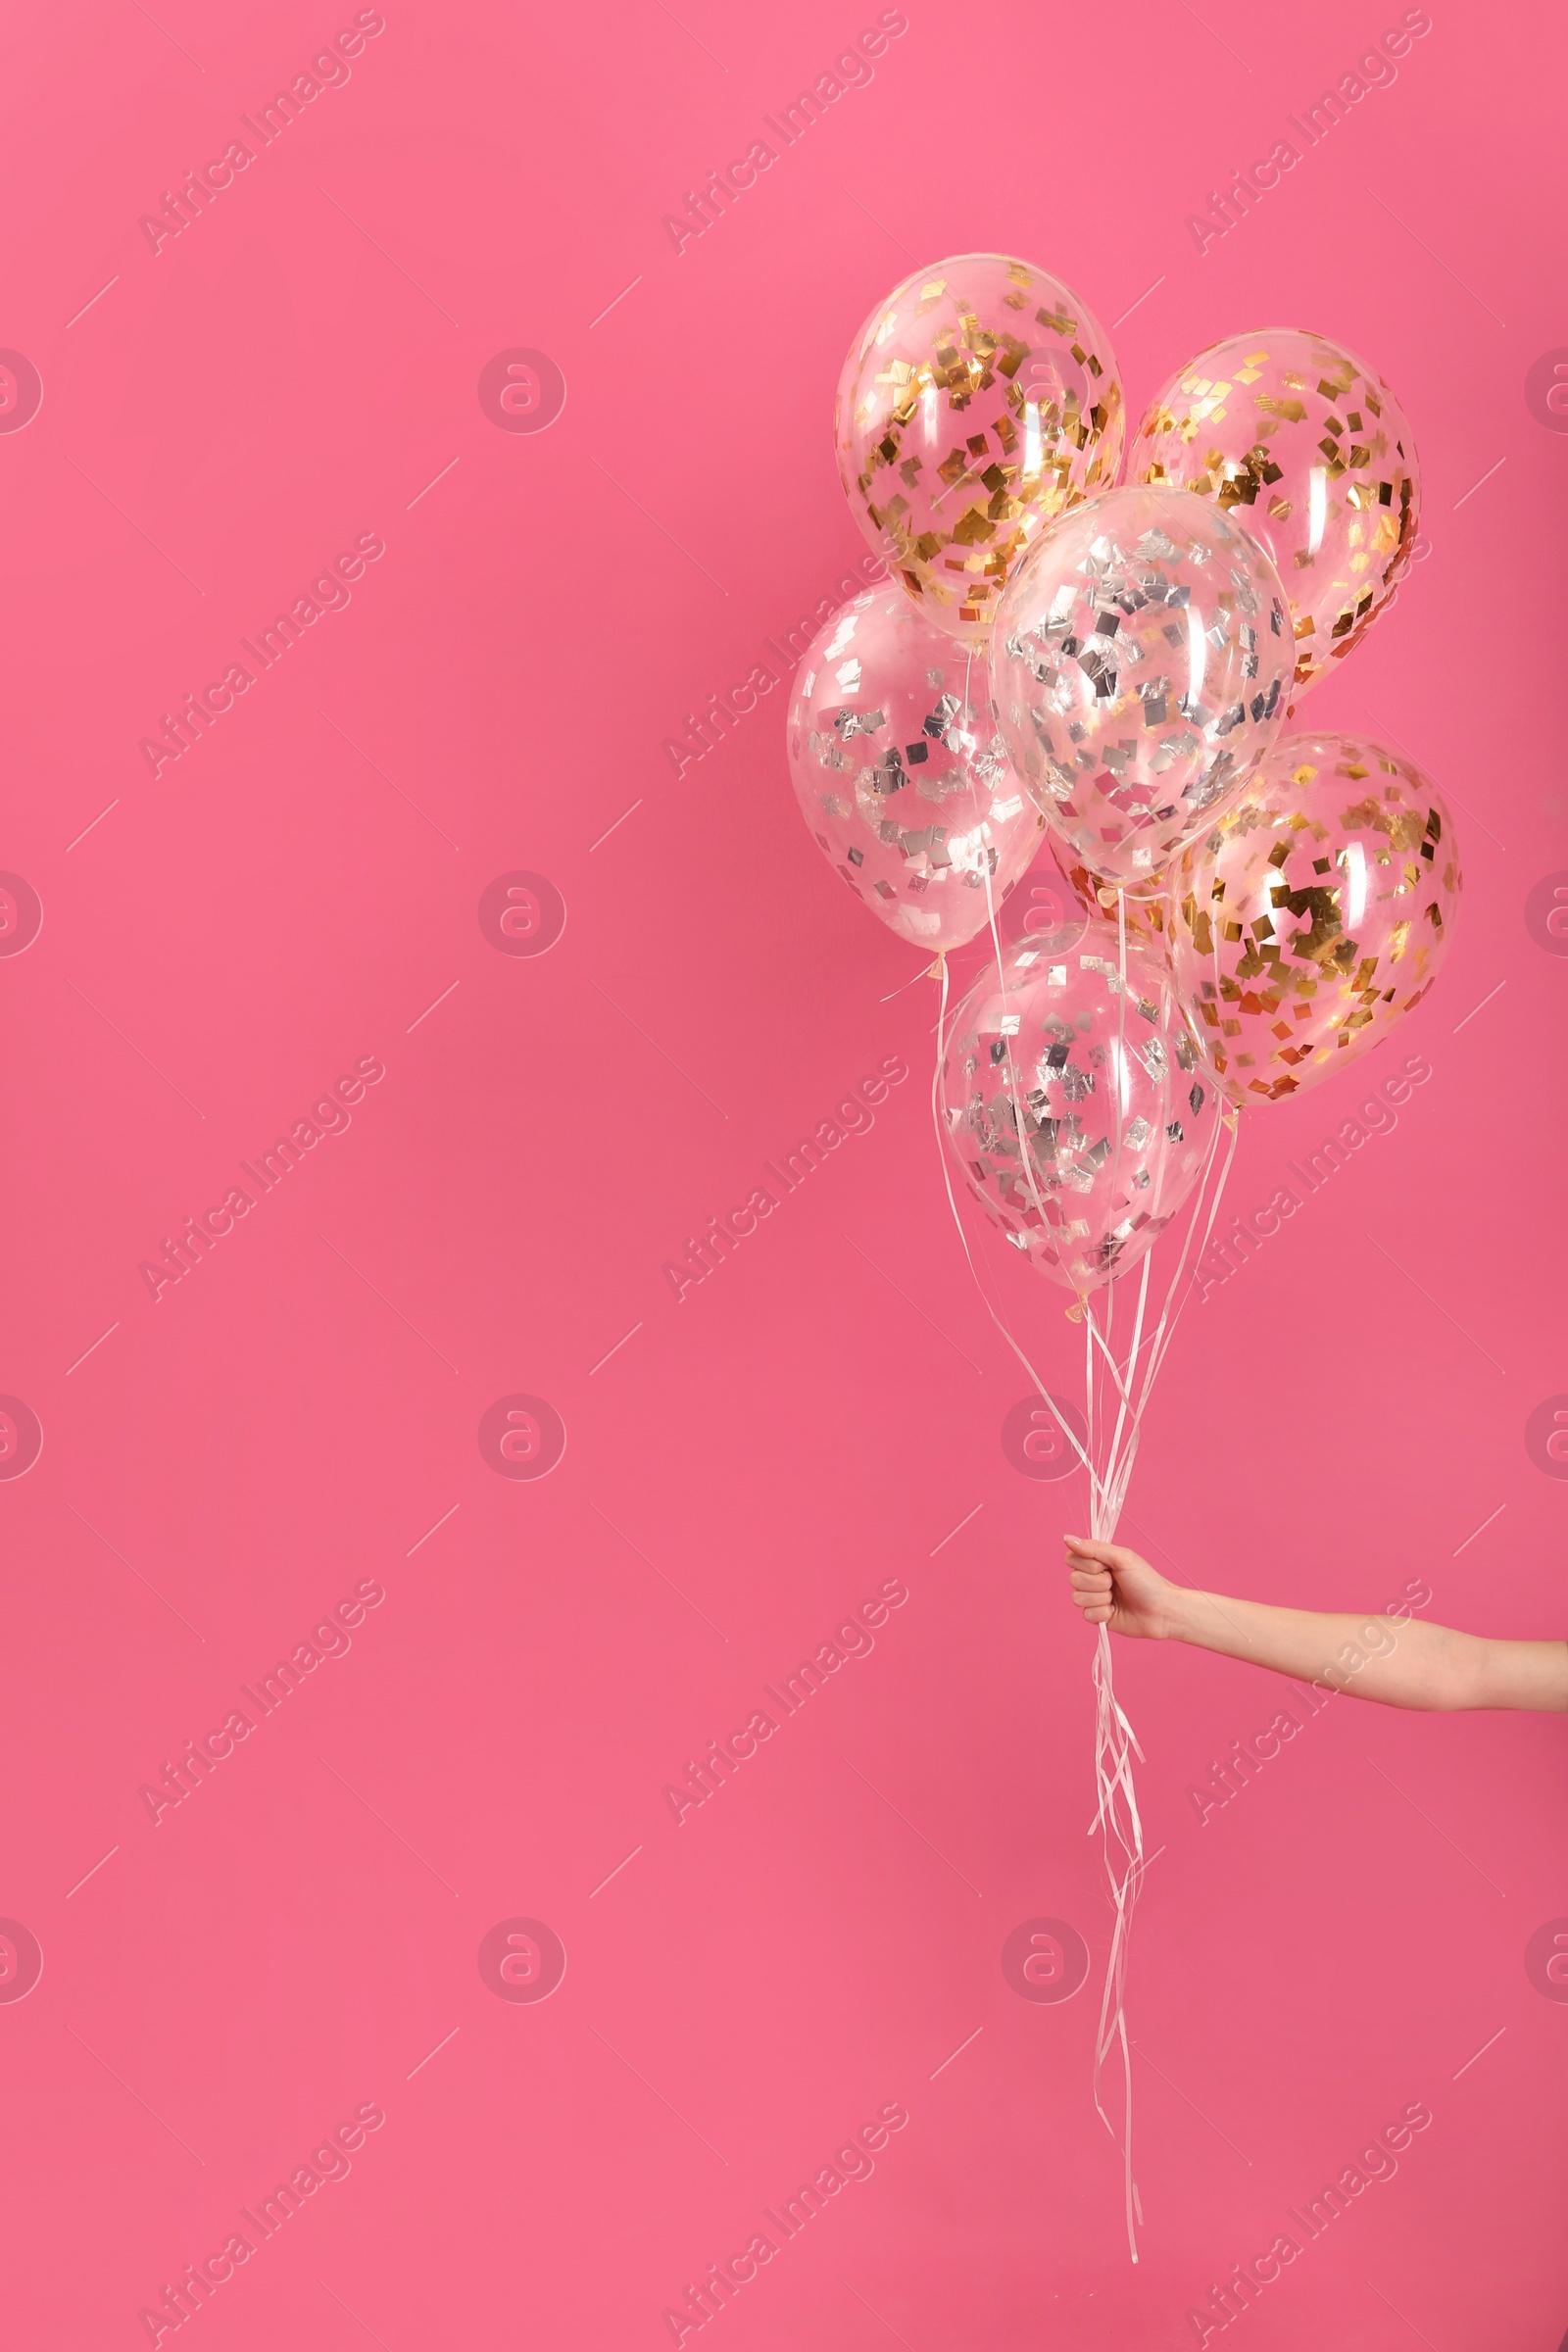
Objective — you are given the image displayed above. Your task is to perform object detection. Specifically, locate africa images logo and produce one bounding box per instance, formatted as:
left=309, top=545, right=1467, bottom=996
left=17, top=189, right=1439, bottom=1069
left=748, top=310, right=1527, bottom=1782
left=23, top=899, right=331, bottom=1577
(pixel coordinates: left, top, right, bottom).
left=0, top=873, right=43, bottom=954
left=0, top=1397, right=44, bottom=1480
left=0, top=351, right=43, bottom=432
left=477, top=1919, right=566, bottom=2002
left=477, top=350, right=565, bottom=432
left=477, top=1396, right=566, bottom=1480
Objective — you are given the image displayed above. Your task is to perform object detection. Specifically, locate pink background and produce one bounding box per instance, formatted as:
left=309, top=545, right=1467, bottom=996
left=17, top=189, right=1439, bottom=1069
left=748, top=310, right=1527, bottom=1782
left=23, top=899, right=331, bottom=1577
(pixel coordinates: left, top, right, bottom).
left=1, top=0, right=1565, bottom=2344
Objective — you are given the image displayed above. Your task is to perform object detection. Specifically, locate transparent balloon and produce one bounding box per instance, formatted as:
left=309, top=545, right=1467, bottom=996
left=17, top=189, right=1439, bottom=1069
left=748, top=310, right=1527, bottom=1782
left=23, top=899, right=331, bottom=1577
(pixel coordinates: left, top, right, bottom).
left=785, top=588, right=1045, bottom=952
left=835, top=253, right=1124, bottom=643
left=939, top=921, right=1219, bottom=1294
left=1165, top=731, right=1459, bottom=1103
left=991, top=484, right=1292, bottom=888
left=1130, top=328, right=1420, bottom=695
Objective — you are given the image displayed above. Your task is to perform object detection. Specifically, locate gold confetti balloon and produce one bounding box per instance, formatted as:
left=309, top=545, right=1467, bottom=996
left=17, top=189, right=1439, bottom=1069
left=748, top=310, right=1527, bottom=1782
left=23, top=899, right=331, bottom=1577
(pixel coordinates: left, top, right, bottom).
left=991, top=484, right=1293, bottom=889
left=1166, top=732, right=1459, bottom=1105
left=1130, top=329, right=1420, bottom=695
left=835, top=255, right=1124, bottom=642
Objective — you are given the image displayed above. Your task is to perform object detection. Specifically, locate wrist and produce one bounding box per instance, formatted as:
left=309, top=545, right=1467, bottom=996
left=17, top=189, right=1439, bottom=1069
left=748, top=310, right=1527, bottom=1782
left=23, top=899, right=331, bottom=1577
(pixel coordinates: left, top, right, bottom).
left=1157, top=1584, right=1200, bottom=1643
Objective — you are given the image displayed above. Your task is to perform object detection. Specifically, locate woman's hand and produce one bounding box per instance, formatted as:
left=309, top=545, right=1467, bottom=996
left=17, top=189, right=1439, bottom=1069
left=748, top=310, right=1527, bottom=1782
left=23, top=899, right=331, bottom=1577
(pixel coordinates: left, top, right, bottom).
left=1067, top=1538, right=1568, bottom=1711
left=1065, top=1535, right=1186, bottom=1642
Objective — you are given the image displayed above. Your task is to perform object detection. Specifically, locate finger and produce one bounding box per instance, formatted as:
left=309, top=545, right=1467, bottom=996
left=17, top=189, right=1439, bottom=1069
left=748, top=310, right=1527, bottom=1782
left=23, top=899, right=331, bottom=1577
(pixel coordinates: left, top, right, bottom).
left=1069, top=1569, right=1112, bottom=1593
left=1065, top=1536, right=1120, bottom=1567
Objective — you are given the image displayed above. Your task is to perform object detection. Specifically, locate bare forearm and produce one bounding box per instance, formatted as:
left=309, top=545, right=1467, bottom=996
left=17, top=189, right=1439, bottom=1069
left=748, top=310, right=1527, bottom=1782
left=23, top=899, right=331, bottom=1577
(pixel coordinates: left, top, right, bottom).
left=1169, top=1589, right=1568, bottom=1713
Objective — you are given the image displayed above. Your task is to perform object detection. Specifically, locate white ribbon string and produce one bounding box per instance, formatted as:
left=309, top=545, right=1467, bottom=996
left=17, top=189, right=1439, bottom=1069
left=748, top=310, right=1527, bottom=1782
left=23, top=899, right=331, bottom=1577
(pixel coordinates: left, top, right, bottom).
left=1084, top=889, right=1147, bottom=2261
left=927, top=882, right=1238, bottom=2264
left=1083, top=1106, right=1235, bottom=2262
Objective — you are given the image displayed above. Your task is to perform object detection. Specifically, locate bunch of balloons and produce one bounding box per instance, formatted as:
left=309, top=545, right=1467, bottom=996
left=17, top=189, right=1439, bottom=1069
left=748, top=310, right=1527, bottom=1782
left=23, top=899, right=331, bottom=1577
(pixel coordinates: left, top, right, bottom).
left=786, top=257, right=1457, bottom=1298
left=784, top=259, right=1455, bottom=2265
